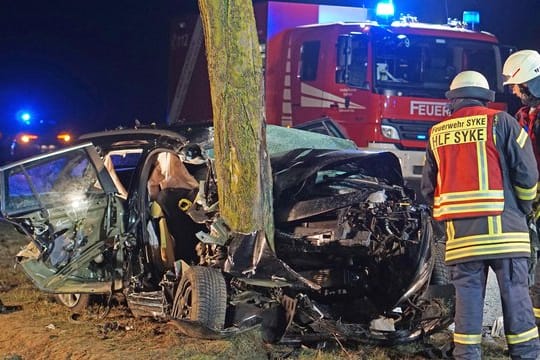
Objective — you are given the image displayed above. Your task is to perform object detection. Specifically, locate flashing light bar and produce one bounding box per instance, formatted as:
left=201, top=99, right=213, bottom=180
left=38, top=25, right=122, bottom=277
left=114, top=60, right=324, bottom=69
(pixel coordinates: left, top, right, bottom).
left=375, top=1, right=395, bottom=17
left=463, top=11, right=480, bottom=29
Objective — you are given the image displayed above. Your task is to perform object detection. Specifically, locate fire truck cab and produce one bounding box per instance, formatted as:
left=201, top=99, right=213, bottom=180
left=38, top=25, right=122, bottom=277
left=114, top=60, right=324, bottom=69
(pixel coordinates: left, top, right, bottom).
left=168, top=1, right=508, bottom=181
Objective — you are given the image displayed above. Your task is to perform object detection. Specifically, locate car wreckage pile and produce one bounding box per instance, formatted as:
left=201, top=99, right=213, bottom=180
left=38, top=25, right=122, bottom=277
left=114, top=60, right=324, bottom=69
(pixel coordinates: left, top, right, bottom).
left=0, top=124, right=454, bottom=346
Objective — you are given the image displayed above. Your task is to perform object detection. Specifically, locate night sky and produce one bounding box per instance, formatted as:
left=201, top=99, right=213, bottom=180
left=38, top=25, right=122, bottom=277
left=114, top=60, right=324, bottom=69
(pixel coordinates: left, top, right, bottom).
left=1, top=0, right=539, bottom=133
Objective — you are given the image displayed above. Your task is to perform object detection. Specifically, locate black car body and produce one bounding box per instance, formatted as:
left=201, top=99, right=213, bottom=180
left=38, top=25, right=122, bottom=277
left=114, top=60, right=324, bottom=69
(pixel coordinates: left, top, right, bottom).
left=0, top=124, right=453, bottom=344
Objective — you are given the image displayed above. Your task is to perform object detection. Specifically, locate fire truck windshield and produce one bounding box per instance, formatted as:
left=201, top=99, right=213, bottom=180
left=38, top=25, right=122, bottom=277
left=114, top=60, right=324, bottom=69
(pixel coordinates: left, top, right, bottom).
left=348, top=33, right=501, bottom=99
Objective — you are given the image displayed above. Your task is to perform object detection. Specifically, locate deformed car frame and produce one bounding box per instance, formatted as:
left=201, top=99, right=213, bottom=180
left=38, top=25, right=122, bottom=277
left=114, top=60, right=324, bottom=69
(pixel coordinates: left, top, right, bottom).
left=0, top=124, right=454, bottom=345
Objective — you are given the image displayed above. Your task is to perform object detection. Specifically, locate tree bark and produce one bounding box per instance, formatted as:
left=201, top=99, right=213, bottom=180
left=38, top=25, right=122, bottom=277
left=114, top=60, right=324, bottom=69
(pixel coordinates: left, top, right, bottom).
left=197, top=0, right=274, bottom=246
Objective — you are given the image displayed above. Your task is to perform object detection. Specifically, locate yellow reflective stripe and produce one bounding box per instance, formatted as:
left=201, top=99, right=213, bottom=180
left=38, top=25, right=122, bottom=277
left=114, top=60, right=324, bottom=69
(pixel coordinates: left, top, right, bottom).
left=476, top=140, right=488, bottom=191
left=516, top=128, right=528, bottom=148
left=445, top=243, right=531, bottom=262
left=506, top=326, right=539, bottom=345
left=433, top=202, right=504, bottom=218
left=446, top=221, right=455, bottom=242
left=454, top=332, right=482, bottom=345
left=446, top=232, right=529, bottom=250
left=487, top=216, right=494, bottom=235
left=534, top=307, right=540, bottom=319
left=434, top=190, right=505, bottom=206
left=487, top=216, right=502, bottom=235
left=431, top=136, right=442, bottom=189
left=514, top=184, right=538, bottom=201
left=493, top=116, right=497, bottom=145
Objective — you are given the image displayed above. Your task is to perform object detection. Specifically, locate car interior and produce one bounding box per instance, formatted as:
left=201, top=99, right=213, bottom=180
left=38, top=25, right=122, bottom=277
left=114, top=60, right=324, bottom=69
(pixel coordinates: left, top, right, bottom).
left=144, top=151, right=206, bottom=269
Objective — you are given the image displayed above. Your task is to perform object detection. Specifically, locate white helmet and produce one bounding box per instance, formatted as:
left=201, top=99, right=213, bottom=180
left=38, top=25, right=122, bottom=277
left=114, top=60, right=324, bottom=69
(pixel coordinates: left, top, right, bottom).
left=502, top=49, right=540, bottom=85
left=445, top=70, right=495, bottom=102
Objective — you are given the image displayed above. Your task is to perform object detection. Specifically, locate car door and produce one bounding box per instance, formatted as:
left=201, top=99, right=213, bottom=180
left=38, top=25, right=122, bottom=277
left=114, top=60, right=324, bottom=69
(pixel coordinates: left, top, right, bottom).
left=0, top=143, right=125, bottom=294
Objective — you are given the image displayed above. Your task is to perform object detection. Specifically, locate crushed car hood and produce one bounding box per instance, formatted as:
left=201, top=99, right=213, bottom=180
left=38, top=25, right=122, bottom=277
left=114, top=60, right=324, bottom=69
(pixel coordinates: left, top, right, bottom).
left=272, top=149, right=404, bottom=202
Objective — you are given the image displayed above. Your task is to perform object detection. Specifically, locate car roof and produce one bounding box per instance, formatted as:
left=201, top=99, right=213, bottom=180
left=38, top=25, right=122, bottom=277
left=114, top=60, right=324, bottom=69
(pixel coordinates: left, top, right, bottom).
left=79, top=128, right=187, bottom=143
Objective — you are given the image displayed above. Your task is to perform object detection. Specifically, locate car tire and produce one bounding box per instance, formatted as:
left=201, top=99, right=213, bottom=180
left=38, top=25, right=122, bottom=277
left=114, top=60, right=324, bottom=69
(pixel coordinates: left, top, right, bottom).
left=54, top=293, right=90, bottom=313
left=171, top=266, right=227, bottom=330
left=431, top=241, right=450, bottom=285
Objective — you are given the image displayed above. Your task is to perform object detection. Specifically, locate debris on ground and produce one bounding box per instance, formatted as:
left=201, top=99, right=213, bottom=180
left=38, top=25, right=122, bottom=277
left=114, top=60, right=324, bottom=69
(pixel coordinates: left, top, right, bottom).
left=97, top=321, right=134, bottom=339
left=0, top=299, right=22, bottom=314
left=490, top=316, right=505, bottom=338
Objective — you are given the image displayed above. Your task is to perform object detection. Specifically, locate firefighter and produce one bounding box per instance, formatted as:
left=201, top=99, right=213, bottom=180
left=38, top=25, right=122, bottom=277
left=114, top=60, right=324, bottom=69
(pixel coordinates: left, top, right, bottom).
left=503, top=49, right=540, bottom=186
left=503, top=49, right=540, bottom=327
left=421, top=70, right=540, bottom=359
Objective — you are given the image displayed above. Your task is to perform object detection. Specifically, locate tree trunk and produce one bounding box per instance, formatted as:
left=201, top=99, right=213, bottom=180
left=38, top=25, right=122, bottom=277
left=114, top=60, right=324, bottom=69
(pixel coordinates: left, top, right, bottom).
left=197, top=0, right=274, bottom=247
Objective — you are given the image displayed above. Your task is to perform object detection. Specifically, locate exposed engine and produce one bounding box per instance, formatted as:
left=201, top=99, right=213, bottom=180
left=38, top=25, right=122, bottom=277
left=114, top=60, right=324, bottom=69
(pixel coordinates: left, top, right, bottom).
left=284, top=191, right=418, bottom=252
left=274, top=187, right=425, bottom=313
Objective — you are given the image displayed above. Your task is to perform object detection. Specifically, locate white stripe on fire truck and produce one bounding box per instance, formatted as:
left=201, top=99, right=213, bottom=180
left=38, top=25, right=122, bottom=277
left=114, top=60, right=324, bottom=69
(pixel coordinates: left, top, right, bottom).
left=281, top=41, right=293, bottom=127
left=300, top=83, right=365, bottom=109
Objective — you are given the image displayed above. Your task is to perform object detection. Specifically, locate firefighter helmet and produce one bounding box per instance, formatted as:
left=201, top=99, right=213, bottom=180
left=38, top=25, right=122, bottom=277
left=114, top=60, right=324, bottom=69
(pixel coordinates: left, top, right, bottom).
left=445, top=70, right=495, bottom=102
left=502, top=49, right=540, bottom=86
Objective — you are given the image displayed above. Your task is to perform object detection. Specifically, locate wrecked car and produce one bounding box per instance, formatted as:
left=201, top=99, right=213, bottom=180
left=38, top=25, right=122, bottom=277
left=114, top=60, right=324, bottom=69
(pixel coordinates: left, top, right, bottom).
left=0, top=124, right=454, bottom=345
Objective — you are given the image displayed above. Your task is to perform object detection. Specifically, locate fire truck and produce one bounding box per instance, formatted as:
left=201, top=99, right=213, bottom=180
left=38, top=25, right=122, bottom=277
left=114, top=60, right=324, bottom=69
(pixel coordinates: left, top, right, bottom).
left=168, top=1, right=511, bottom=180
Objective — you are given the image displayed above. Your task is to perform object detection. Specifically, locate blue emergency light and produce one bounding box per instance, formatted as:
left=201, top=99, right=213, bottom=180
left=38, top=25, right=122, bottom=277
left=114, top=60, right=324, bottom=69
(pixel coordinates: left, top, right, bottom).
left=17, top=110, right=32, bottom=125
left=375, top=1, right=395, bottom=18
left=462, top=11, right=480, bottom=30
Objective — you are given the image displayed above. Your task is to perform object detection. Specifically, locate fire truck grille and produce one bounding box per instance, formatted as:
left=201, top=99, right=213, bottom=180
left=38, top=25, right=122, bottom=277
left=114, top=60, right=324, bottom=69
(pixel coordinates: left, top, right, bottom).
left=382, top=119, right=439, bottom=148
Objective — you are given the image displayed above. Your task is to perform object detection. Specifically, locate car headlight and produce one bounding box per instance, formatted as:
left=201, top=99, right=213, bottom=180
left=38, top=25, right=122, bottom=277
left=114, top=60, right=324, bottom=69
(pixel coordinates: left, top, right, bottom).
left=18, top=133, right=38, bottom=143
left=57, top=133, right=73, bottom=143
left=381, top=124, right=400, bottom=140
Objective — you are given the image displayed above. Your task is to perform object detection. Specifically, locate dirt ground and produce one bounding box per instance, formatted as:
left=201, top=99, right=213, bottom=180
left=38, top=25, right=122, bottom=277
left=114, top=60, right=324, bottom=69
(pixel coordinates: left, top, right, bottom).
left=0, top=221, right=509, bottom=360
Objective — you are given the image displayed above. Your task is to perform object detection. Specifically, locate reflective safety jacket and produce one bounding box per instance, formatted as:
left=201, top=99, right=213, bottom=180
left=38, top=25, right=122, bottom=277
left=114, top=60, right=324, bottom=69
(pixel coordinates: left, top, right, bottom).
left=429, top=106, right=504, bottom=220
left=516, top=105, right=540, bottom=177
left=421, top=101, right=539, bottom=264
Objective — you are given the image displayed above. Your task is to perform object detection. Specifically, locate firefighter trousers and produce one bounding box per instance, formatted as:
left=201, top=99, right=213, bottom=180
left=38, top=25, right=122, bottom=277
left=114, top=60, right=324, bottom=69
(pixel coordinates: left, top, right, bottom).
left=529, top=216, right=540, bottom=326
left=531, top=253, right=540, bottom=326
left=451, top=258, right=540, bottom=360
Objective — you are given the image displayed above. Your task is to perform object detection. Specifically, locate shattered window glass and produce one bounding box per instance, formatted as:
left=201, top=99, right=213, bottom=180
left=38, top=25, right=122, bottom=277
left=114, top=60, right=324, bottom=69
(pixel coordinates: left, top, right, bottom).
left=266, top=125, right=356, bottom=155
left=6, top=170, right=37, bottom=212
left=3, top=149, right=103, bottom=215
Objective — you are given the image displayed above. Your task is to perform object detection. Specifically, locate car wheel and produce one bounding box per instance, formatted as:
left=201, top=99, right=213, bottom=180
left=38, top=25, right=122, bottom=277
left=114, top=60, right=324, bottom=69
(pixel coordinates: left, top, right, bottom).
left=431, top=241, right=450, bottom=285
left=171, top=266, right=227, bottom=330
left=54, top=293, right=90, bottom=313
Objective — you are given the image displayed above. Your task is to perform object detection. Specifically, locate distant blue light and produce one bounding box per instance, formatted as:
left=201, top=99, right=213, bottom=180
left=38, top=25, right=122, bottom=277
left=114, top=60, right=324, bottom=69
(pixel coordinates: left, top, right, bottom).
left=21, top=112, right=31, bottom=122
left=17, top=110, right=33, bottom=125
left=416, top=134, right=427, bottom=140
left=375, top=1, right=395, bottom=17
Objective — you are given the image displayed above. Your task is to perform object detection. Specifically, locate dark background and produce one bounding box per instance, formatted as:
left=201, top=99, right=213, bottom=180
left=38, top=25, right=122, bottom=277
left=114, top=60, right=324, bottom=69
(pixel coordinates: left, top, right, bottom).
left=0, top=0, right=538, bottom=133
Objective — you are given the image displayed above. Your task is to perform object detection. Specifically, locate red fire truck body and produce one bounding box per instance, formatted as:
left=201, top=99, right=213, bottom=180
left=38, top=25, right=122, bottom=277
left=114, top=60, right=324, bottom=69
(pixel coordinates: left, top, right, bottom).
left=168, top=1, right=507, bottom=179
